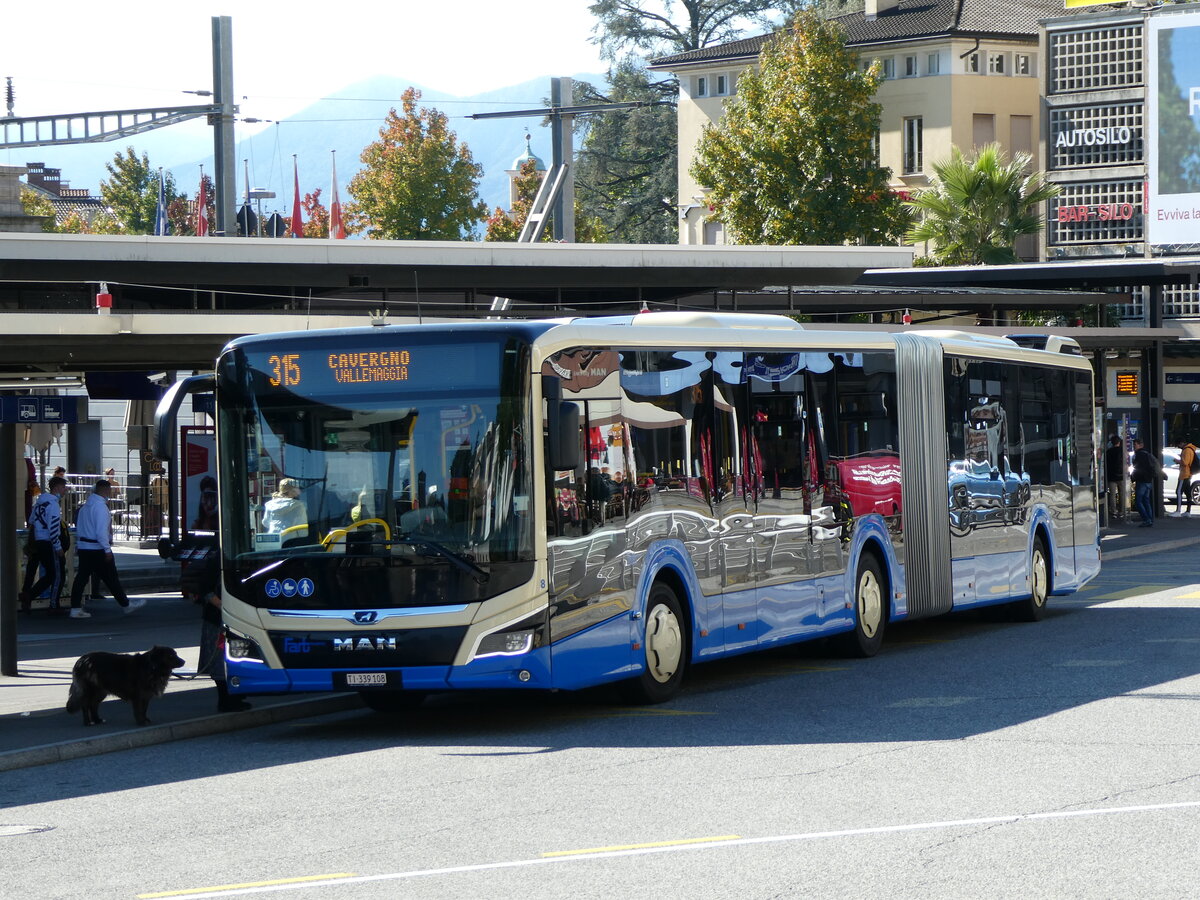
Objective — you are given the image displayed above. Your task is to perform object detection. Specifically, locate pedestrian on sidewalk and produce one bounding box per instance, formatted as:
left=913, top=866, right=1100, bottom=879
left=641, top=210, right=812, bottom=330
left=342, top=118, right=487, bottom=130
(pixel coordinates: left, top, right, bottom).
left=19, top=475, right=69, bottom=614
left=68, top=479, right=145, bottom=618
left=1104, top=435, right=1127, bottom=524
left=1172, top=438, right=1198, bottom=517
left=1131, top=438, right=1162, bottom=528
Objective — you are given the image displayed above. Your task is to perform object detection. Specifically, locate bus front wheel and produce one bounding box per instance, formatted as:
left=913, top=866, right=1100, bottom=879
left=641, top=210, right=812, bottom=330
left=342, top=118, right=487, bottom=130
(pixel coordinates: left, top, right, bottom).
left=840, top=553, right=886, bottom=658
left=1012, top=537, right=1050, bottom=622
left=621, top=583, right=687, bottom=704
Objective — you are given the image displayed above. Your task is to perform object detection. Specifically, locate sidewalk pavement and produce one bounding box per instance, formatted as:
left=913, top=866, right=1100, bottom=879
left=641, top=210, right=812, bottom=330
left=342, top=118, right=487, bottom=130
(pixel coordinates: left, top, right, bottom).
left=1, top=545, right=361, bottom=772
left=1, top=516, right=1193, bottom=772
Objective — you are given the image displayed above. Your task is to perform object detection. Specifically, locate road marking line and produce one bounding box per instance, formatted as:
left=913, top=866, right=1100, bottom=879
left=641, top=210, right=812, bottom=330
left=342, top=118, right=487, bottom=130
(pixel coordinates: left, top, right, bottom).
left=1089, top=585, right=1174, bottom=600
left=542, top=835, right=740, bottom=857
left=137, top=874, right=356, bottom=898
left=142, top=799, right=1200, bottom=899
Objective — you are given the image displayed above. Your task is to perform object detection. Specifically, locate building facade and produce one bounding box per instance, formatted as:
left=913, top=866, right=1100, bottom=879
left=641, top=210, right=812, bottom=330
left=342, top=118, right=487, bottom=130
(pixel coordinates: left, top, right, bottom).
left=650, top=0, right=1062, bottom=247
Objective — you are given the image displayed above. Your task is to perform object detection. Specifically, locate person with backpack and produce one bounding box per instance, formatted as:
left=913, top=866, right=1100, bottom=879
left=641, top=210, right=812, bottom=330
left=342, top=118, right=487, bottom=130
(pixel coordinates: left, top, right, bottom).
left=1173, top=438, right=1199, bottom=517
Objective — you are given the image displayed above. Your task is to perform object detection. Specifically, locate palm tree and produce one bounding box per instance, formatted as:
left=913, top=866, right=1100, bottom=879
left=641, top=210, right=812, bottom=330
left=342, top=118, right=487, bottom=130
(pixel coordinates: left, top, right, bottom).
left=905, top=143, right=1059, bottom=265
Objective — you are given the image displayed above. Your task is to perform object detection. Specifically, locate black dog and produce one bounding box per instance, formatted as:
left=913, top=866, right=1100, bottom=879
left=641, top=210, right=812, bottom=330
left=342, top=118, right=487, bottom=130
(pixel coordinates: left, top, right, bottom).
left=65, top=646, right=186, bottom=726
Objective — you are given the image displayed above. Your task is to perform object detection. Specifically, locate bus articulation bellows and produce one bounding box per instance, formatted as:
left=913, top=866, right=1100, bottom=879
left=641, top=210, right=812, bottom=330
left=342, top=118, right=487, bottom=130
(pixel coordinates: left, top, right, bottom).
left=154, top=312, right=1100, bottom=709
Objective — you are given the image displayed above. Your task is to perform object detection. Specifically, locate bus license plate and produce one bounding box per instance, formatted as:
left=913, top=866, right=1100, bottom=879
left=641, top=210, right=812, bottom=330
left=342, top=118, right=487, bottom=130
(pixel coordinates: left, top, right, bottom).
left=340, top=672, right=392, bottom=688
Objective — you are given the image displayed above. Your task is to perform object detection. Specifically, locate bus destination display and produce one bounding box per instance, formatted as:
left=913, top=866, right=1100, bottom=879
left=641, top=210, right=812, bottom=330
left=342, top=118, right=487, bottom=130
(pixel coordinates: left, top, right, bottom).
left=267, top=350, right=412, bottom=388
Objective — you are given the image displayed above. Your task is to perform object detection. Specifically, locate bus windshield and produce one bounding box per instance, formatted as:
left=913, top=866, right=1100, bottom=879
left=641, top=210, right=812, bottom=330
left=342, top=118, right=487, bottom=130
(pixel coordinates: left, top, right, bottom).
left=216, top=332, right=534, bottom=608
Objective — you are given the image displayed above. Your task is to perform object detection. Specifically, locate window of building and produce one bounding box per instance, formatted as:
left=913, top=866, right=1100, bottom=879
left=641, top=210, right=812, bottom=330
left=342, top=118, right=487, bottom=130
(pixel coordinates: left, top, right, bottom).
left=1049, top=24, right=1143, bottom=93
left=904, top=55, right=918, bottom=77
left=1011, top=115, right=1032, bottom=157
left=966, top=51, right=980, bottom=73
left=903, top=116, right=923, bottom=175
left=716, top=74, right=728, bottom=95
left=1015, top=54, right=1031, bottom=76
left=882, top=57, right=895, bottom=79
left=695, top=76, right=708, bottom=97
left=927, top=52, right=941, bottom=75
left=988, top=52, right=1006, bottom=75
left=973, top=114, right=996, bottom=148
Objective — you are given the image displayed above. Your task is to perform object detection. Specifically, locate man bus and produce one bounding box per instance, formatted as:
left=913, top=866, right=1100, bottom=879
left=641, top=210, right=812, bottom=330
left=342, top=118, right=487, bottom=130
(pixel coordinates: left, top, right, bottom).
left=155, top=313, right=1099, bottom=710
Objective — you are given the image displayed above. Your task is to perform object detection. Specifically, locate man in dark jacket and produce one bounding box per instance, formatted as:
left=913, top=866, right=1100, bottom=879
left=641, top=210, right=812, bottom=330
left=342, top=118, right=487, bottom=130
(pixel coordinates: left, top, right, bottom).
left=1131, top=438, right=1161, bottom=527
left=1104, top=435, right=1126, bottom=523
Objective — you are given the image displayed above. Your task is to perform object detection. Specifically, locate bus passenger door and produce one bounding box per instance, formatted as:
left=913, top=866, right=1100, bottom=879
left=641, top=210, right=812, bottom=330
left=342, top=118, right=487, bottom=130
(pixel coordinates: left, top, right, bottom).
left=745, top=353, right=818, bottom=644
left=709, top=352, right=757, bottom=651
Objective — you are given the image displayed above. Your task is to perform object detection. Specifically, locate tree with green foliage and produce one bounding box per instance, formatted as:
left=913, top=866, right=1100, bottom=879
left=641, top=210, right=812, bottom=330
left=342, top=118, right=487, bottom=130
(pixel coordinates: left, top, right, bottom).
left=99, top=147, right=180, bottom=234
left=590, top=0, right=806, bottom=60
left=348, top=88, right=488, bottom=240
left=690, top=11, right=906, bottom=245
left=574, top=61, right=677, bottom=243
left=905, top=143, right=1059, bottom=265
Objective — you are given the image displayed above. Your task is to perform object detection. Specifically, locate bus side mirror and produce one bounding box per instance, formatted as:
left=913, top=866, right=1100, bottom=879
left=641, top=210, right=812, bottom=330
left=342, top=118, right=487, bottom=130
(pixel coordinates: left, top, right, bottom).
left=548, top=402, right=580, bottom=472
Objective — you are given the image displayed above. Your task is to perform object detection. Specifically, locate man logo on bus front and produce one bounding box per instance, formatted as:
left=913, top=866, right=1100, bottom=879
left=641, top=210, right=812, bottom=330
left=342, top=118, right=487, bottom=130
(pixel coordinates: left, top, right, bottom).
left=354, top=611, right=378, bottom=624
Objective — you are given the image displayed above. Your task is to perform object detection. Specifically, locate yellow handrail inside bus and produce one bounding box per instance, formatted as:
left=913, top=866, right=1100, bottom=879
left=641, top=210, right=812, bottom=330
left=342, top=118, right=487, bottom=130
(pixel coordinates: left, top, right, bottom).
left=322, top=517, right=392, bottom=551
left=280, top=524, right=309, bottom=538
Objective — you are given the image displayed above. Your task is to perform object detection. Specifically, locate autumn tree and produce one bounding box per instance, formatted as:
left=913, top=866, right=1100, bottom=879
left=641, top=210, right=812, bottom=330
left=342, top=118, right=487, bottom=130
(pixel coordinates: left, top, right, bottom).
left=99, top=147, right=181, bottom=234
left=905, top=143, right=1059, bottom=265
left=691, top=11, right=906, bottom=245
left=348, top=88, right=487, bottom=240
left=298, top=188, right=330, bottom=238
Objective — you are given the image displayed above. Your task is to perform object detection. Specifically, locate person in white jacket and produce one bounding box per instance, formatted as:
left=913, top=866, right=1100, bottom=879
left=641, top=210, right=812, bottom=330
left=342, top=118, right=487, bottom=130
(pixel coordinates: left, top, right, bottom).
left=68, top=479, right=145, bottom=618
left=262, top=478, right=308, bottom=545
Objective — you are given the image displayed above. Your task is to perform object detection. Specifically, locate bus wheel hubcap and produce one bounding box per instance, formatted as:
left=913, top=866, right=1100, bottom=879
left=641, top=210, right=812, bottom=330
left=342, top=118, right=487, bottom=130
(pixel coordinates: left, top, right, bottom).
left=859, top=572, right=882, bottom=639
left=1033, top=552, right=1047, bottom=606
left=646, top=605, right=682, bottom=683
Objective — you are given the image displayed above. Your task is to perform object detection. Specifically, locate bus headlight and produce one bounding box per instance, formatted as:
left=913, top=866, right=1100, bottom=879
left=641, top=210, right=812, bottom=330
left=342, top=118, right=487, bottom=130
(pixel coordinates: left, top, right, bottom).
left=473, top=609, right=547, bottom=660
left=476, top=630, right=534, bottom=657
left=225, top=629, right=265, bottom=661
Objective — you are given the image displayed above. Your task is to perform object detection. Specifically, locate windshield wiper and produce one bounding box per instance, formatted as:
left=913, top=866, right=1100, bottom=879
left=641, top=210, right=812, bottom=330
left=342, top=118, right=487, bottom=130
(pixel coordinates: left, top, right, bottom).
left=397, top=536, right=489, bottom=583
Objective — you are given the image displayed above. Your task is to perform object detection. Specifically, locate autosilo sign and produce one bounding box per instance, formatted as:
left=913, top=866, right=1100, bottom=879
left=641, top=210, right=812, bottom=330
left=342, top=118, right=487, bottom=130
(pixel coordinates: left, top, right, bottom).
left=1054, top=126, right=1134, bottom=147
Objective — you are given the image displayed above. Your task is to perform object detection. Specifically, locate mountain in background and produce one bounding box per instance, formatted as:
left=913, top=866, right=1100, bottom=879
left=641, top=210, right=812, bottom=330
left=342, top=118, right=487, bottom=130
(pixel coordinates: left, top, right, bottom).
left=10, top=74, right=605, bottom=229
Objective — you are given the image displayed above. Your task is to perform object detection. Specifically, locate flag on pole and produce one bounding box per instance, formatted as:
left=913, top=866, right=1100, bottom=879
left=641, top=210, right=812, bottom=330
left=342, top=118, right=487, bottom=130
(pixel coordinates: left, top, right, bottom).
left=289, top=156, right=304, bottom=238
left=329, top=150, right=346, bottom=240
left=196, top=167, right=209, bottom=237
left=153, top=168, right=169, bottom=236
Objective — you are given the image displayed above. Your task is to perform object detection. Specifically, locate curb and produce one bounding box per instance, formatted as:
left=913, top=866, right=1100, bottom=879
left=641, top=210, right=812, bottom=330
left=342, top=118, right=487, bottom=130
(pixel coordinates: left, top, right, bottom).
left=1101, top=534, right=1194, bottom=561
left=0, top=693, right=364, bottom=773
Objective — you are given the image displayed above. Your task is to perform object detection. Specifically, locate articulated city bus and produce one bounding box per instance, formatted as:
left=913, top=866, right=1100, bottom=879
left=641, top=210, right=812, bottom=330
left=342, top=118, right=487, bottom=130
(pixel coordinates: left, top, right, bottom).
left=155, top=312, right=1100, bottom=708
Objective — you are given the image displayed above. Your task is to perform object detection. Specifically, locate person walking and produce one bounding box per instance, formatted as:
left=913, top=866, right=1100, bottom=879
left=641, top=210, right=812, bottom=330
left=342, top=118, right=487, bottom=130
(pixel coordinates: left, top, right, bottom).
left=19, top=475, right=69, bottom=614
left=1131, top=438, right=1162, bottom=528
left=68, top=479, right=145, bottom=618
left=1104, top=435, right=1126, bottom=524
left=1172, top=438, right=1198, bottom=517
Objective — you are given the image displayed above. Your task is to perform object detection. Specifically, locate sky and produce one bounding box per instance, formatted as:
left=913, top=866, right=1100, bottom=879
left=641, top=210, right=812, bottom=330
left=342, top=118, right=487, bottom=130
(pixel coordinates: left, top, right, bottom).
left=1, top=0, right=608, bottom=137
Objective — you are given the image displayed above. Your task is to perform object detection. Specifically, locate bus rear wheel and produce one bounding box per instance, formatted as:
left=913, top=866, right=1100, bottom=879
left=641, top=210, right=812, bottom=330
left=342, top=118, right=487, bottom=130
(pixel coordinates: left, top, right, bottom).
left=1012, top=537, right=1050, bottom=622
left=620, top=583, right=687, bottom=704
left=359, top=691, right=426, bottom=713
left=839, top=553, right=886, bottom=658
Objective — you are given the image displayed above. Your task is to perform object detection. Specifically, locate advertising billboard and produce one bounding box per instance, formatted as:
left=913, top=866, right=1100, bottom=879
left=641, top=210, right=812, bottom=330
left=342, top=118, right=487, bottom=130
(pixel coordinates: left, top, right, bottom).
left=1147, top=13, right=1200, bottom=247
